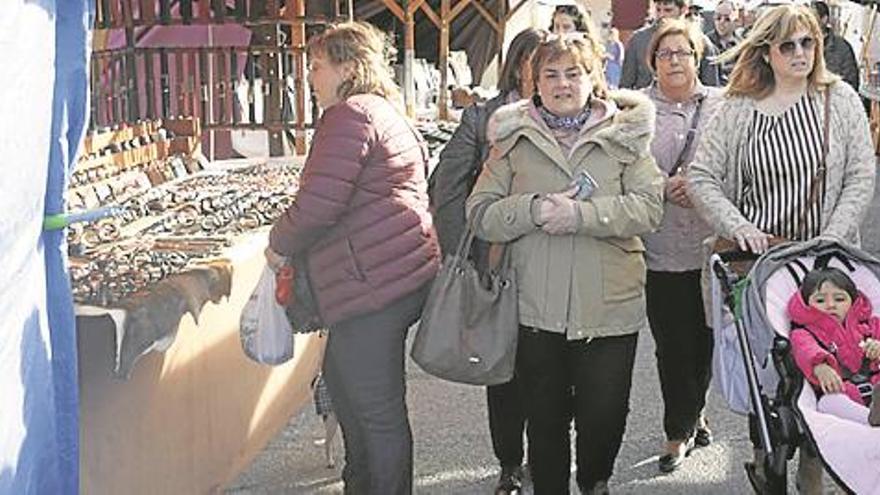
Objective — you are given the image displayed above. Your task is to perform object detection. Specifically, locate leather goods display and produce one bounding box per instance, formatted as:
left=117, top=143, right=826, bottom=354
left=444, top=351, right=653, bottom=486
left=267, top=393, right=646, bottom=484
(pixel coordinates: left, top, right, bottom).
left=410, top=205, right=519, bottom=386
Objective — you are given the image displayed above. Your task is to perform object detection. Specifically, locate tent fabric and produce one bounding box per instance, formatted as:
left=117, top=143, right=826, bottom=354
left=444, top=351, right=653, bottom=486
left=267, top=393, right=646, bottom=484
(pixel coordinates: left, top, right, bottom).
left=0, top=1, right=93, bottom=493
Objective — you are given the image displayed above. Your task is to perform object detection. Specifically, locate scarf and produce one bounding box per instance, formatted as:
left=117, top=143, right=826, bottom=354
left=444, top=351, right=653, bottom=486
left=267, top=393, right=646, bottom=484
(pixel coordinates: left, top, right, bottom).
left=537, top=99, right=593, bottom=131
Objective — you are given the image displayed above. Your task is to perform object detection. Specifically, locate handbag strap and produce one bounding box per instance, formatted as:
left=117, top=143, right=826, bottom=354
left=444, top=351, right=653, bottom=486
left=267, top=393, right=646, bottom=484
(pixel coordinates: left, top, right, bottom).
left=453, top=201, right=491, bottom=263
left=455, top=202, right=516, bottom=273
left=668, top=93, right=706, bottom=177
left=795, top=90, right=831, bottom=239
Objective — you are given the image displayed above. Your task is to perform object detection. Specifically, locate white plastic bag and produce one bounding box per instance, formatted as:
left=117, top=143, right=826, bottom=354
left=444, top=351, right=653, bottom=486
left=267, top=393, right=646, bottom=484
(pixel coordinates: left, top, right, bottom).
left=240, top=266, right=294, bottom=365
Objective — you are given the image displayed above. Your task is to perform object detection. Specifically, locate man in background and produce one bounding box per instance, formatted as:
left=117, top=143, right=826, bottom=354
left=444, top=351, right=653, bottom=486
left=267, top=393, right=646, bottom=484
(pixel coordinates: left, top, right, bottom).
left=620, top=0, right=720, bottom=89
left=708, top=1, right=742, bottom=85
left=813, top=1, right=860, bottom=90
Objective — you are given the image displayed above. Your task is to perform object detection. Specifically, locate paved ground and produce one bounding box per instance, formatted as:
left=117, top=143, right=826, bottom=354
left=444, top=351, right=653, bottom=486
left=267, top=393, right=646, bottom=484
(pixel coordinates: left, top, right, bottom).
left=228, top=163, right=880, bottom=494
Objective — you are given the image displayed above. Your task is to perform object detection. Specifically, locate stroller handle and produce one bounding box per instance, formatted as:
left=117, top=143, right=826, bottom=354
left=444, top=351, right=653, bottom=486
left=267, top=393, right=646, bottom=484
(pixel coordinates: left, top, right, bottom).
left=715, top=249, right=762, bottom=263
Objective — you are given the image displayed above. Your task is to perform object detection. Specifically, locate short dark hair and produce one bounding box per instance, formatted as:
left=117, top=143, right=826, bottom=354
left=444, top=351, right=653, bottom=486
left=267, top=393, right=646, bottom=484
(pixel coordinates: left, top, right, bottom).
left=799, top=267, right=858, bottom=303
left=498, top=28, right=548, bottom=94
left=550, top=4, right=591, bottom=32
left=812, top=1, right=830, bottom=20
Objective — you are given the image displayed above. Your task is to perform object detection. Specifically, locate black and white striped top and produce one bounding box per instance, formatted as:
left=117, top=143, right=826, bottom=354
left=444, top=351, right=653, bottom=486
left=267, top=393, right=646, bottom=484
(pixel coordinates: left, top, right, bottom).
left=741, top=95, right=824, bottom=241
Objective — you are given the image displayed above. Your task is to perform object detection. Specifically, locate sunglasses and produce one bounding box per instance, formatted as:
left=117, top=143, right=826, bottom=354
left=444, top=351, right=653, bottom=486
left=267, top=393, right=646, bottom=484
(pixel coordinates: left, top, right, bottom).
left=775, top=36, right=815, bottom=57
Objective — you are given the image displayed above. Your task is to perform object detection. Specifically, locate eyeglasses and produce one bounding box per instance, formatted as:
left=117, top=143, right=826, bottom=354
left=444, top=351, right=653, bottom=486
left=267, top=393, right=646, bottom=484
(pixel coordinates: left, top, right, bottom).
left=775, top=36, right=815, bottom=57
left=655, top=48, right=696, bottom=61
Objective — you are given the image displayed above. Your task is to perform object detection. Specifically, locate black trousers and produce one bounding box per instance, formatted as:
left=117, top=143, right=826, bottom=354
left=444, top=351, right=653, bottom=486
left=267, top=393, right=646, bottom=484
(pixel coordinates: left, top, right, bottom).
left=516, top=327, right=638, bottom=494
left=646, top=270, right=714, bottom=441
left=487, top=374, right=526, bottom=469
left=322, top=286, right=427, bottom=495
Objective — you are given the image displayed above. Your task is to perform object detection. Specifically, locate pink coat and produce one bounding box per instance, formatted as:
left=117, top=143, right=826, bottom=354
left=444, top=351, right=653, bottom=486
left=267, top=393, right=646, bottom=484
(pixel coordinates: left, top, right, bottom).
left=270, top=94, right=440, bottom=326
left=788, top=291, right=880, bottom=404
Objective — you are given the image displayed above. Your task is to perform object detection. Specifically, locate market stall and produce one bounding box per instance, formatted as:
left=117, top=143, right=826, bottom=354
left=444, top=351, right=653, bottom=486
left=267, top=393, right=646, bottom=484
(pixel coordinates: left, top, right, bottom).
left=74, top=1, right=506, bottom=491
left=68, top=113, right=326, bottom=492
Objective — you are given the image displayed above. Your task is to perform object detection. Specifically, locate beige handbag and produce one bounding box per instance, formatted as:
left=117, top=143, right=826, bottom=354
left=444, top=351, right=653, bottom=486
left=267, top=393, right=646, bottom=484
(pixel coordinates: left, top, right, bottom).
left=410, top=205, right=519, bottom=386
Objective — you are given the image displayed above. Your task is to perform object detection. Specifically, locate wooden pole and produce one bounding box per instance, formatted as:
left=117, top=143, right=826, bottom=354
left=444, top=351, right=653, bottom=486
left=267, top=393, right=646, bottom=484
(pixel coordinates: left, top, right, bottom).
left=438, top=0, right=451, bottom=120
left=404, top=2, right=416, bottom=118
left=292, top=0, right=307, bottom=154
left=496, top=0, right=507, bottom=83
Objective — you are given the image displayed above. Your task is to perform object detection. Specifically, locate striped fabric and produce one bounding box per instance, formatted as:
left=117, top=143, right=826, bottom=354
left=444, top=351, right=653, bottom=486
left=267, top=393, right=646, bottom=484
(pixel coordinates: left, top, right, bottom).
left=742, top=95, right=825, bottom=241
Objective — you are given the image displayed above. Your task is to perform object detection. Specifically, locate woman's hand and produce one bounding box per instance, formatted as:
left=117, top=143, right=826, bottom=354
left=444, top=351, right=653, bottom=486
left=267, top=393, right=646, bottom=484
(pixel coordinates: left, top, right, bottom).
left=733, top=224, right=773, bottom=254
left=265, top=247, right=288, bottom=273
left=665, top=174, right=693, bottom=209
left=537, top=192, right=579, bottom=235
left=813, top=363, right=844, bottom=394
left=860, top=338, right=880, bottom=361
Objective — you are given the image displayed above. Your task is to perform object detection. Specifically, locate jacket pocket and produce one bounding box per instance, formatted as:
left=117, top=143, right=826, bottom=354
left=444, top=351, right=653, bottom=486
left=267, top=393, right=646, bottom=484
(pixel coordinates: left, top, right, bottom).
left=599, top=237, right=646, bottom=302
left=344, top=238, right=367, bottom=282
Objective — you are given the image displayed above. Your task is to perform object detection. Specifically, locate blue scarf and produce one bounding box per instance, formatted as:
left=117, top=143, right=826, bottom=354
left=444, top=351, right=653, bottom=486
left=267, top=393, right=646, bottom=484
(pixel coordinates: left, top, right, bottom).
left=537, top=100, right=593, bottom=131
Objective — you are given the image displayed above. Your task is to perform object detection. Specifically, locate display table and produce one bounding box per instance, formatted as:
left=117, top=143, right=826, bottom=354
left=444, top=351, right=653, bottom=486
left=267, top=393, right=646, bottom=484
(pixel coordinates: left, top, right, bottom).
left=77, top=229, right=324, bottom=493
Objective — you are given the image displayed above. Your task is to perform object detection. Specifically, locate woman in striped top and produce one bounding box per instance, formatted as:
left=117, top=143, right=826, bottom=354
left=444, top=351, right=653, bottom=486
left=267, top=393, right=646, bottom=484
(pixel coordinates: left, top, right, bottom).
left=687, top=5, right=876, bottom=493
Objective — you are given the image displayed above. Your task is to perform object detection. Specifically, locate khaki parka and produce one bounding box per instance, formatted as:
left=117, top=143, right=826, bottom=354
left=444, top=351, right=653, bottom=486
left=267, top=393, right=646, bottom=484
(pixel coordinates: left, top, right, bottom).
left=466, top=90, right=664, bottom=340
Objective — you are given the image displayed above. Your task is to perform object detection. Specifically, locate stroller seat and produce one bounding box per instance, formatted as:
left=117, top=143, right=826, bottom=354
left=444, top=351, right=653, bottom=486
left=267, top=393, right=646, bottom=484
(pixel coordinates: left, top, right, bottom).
left=711, top=239, right=880, bottom=494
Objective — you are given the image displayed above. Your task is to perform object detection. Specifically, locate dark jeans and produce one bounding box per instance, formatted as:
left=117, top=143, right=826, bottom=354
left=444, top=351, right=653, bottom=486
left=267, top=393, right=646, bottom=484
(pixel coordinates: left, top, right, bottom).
left=516, top=327, right=638, bottom=494
left=322, top=286, right=427, bottom=495
left=487, top=374, right=526, bottom=469
left=646, top=270, right=714, bottom=441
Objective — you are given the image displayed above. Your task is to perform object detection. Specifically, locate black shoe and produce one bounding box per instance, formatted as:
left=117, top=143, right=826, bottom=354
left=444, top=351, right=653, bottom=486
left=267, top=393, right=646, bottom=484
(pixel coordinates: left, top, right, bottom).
left=658, top=438, right=694, bottom=473
left=694, top=426, right=713, bottom=447
left=495, top=465, right=523, bottom=495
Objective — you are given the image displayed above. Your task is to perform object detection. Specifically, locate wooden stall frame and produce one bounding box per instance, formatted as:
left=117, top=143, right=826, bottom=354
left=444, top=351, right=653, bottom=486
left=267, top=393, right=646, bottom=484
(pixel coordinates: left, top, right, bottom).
left=93, top=0, right=318, bottom=157
left=378, top=0, right=529, bottom=119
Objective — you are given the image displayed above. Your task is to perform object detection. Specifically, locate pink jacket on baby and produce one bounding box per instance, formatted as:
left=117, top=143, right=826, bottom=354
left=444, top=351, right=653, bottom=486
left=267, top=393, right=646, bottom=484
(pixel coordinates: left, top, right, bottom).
left=788, top=291, right=880, bottom=404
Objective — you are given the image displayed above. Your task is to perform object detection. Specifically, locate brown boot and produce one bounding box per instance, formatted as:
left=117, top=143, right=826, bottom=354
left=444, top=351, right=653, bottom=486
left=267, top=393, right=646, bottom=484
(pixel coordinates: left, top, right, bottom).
left=870, top=387, right=880, bottom=427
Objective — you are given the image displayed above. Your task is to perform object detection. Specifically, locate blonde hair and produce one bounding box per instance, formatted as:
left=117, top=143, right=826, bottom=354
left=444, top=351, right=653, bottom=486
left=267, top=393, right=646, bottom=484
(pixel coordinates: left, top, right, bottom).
left=645, top=19, right=705, bottom=74
left=531, top=33, right=608, bottom=100
left=307, top=22, right=402, bottom=106
left=719, top=4, right=838, bottom=99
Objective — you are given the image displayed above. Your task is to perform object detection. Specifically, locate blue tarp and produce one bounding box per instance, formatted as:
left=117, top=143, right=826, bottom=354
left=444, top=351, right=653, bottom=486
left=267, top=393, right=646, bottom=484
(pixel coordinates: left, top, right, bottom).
left=0, top=1, right=92, bottom=493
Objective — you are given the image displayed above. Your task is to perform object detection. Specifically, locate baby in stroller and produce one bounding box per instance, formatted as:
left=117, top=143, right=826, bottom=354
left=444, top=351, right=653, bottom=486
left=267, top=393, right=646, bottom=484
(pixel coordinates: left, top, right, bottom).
left=788, top=267, right=880, bottom=426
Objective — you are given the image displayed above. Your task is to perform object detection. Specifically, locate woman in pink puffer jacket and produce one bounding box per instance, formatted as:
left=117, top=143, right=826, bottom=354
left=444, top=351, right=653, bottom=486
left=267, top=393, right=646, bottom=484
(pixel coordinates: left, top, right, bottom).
left=788, top=267, right=880, bottom=426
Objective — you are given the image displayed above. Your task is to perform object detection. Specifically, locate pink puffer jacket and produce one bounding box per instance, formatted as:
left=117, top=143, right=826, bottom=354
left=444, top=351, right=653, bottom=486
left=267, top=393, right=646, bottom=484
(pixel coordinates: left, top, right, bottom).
left=270, top=94, right=440, bottom=326
left=788, top=290, right=880, bottom=402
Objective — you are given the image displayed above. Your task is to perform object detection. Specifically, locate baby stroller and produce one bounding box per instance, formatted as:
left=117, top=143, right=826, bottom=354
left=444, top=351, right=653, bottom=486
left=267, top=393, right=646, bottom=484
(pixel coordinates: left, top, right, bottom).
left=711, top=238, right=880, bottom=494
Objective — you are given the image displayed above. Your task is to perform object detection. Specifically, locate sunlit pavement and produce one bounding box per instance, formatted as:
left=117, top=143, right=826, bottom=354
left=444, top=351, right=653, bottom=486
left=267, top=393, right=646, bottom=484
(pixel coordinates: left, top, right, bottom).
left=229, top=160, right=880, bottom=494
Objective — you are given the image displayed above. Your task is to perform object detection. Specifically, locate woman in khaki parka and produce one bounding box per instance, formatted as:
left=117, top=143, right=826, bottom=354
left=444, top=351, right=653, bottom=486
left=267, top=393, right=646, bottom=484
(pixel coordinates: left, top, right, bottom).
left=466, top=34, right=664, bottom=494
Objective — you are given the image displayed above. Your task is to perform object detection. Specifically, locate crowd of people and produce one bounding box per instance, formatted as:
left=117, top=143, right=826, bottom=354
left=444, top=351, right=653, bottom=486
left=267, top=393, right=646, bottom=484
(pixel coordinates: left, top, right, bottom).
left=265, top=1, right=876, bottom=494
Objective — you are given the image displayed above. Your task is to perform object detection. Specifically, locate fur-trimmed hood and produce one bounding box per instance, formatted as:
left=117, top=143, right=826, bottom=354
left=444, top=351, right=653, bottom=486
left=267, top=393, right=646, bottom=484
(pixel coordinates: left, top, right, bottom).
left=487, top=89, right=656, bottom=163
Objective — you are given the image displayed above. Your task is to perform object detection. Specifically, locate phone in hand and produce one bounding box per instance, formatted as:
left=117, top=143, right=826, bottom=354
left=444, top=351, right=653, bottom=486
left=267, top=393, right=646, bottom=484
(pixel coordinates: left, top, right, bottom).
left=569, top=170, right=598, bottom=201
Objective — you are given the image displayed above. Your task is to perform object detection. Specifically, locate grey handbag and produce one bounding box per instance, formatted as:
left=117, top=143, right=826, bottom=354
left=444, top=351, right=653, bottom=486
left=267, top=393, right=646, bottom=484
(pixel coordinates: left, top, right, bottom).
left=410, top=205, right=519, bottom=386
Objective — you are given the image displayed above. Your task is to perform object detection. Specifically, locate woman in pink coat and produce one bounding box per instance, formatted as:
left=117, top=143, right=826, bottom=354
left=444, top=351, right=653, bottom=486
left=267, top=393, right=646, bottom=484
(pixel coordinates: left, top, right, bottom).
left=266, top=22, right=439, bottom=494
left=788, top=267, right=880, bottom=426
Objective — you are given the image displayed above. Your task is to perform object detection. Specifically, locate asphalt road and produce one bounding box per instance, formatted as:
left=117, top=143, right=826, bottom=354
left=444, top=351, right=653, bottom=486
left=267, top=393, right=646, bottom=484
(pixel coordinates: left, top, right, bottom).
left=228, top=162, right=880, bottom=495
